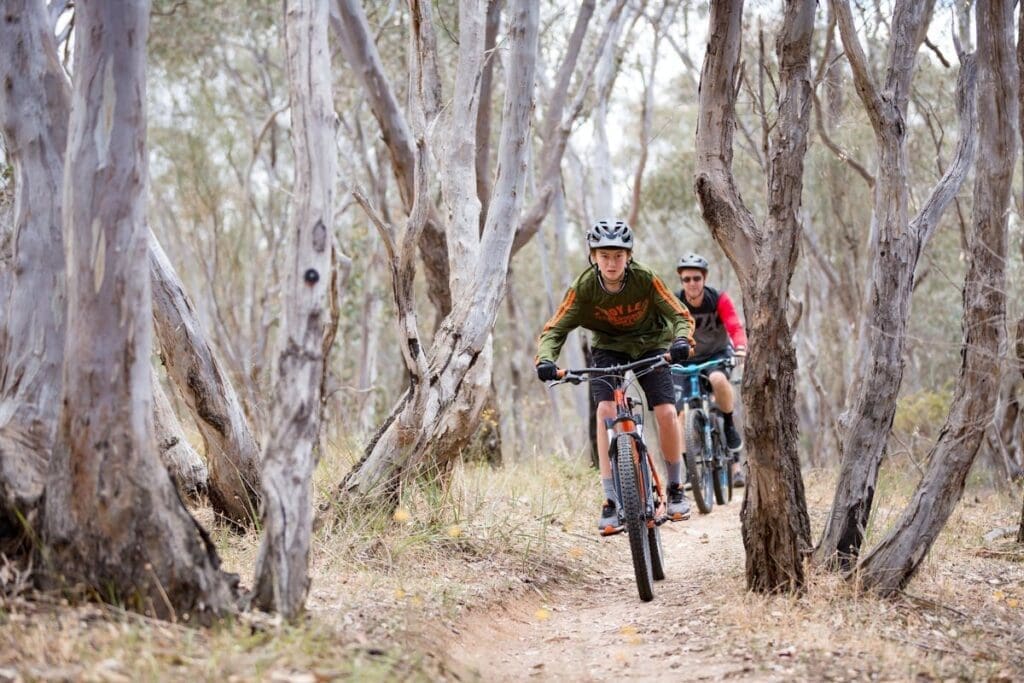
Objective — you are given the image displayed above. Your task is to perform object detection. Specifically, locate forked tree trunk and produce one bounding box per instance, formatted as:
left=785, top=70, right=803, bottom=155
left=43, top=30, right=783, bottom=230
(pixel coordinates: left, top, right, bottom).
left=152, top=368, right=208, bottom=499
left=150, top=234, right=261, bottom=526
left=0, top=0, right=70, bottom=535
left=694, top=0, right=815, bottom=593
left=340, top=0, right=538, bottom=504
left=815, top=0, right=980, bottom=569
left=857, top=0, right=1017, bottom=594
left=42, top=0, right=236, bottom=620
left=250, top=0, right=337, bottom=618
left=332, top=0, right=451, bottom=318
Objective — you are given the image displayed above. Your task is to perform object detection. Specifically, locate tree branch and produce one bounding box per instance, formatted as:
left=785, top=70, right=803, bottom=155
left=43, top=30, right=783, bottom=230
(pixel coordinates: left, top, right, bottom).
left=909, top=53, right=978, bottom=249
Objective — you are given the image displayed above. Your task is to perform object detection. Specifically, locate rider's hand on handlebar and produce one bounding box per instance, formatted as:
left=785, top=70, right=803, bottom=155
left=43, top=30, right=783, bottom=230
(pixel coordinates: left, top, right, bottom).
left=536, top=360, right=560, bottom=382
left=669, top=338, right=691, bottom=363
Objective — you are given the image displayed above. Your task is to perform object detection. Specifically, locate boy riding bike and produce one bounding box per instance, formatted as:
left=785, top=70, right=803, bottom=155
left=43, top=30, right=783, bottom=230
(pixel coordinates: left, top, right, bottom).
left=674, top=253, right=748, bottom=485
left=535, top=220, right=696, bottom=533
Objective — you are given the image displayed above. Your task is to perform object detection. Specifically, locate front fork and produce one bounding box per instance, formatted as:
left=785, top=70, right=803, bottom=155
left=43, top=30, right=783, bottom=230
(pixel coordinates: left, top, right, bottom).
left=607, top=425, right=662, bottom=524
left=683, top=402, right=714, bottom=465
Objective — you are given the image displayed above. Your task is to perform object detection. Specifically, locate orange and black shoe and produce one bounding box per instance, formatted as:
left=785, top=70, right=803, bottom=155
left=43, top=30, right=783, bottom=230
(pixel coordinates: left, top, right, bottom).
left=666, top=483, right=691, bottom=521
left=597, top=499, right=624, bottom=536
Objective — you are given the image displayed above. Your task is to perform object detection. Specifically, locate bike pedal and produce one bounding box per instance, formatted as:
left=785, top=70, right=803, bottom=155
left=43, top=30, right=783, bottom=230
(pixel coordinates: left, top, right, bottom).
left=600, top=525, right=625, bottom=537
left=670, top=512, right=691, bottom=522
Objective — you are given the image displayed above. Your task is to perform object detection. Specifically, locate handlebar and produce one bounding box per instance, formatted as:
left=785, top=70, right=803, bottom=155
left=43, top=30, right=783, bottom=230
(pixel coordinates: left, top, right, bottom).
left=550, top=355, right=669, bottom=386
left=669, top=356, right=736, bottom=376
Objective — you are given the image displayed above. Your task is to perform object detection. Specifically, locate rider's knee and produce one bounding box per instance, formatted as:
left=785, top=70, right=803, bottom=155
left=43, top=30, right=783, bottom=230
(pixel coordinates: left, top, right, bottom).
left=652, top=403, right=676, bottom=420
left=596, top=401, right=616, bottom=420
left=710, top=371, right=732, bottom=393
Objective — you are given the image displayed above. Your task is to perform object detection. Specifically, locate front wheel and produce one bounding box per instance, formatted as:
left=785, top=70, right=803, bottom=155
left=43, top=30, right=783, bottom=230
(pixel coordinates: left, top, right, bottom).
left=616, top=434, right=654, bottom=602
left=684, top=409, right=714, bottom=514
left=712, top=427, right=734, bottom=505
left=649, top=524, right=665, bottom=580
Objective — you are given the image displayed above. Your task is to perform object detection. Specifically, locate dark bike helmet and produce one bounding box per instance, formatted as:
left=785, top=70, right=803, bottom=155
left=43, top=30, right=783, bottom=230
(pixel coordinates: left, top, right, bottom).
left=586, top=219, right=634, bottom=251
left=676, top=252, right=709, bottom=273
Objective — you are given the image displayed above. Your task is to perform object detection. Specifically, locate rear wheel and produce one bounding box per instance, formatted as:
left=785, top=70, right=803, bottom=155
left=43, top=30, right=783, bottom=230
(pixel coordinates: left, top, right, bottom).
left=617, top=434, right=654, bottom=601
left=684, top=409, right=714, bottom=514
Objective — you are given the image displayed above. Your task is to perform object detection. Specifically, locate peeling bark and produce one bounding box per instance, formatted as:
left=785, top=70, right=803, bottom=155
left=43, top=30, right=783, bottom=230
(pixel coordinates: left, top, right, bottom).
left=694, top=0, right=815, bottom=593
left=43, top=0, right=236, bottom=621
left=816, top=0, right=979, bottom=569
left=152, top=367, right=208, bottom=499
left=250, top=0, right=338, bottom=619
left=857, top=0, right=1017, bottom=593
left=0, top=0, right=70, bottom=536
left=341, top=0, right=538, bottom=504
left=150, top=234, right=261, bottom=526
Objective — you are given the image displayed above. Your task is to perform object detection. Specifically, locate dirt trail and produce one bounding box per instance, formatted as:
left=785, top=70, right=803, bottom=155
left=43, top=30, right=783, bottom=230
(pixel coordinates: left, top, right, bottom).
left=450, top=505, right=755, bottom=682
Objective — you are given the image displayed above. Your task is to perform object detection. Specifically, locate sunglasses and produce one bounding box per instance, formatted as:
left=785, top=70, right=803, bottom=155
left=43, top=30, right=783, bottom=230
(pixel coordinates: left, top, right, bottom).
left=680, top=275, right=703, bottom=283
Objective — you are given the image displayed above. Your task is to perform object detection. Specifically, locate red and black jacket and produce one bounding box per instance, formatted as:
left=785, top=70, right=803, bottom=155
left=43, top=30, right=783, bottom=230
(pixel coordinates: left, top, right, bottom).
left=675, top=285, right=747, bottom=361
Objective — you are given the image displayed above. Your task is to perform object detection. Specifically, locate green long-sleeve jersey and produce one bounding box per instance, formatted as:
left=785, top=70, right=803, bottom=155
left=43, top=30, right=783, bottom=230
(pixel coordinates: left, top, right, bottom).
left=535, top=261, right=695, bottom=363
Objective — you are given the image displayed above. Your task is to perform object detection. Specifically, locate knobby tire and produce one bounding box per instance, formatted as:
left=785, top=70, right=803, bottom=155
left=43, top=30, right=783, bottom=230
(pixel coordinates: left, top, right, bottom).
left=712, top=424, right=733, bottom=505
left=617, top=434, right=654, bottom=602
left=684, top=409, right=714, bottom=514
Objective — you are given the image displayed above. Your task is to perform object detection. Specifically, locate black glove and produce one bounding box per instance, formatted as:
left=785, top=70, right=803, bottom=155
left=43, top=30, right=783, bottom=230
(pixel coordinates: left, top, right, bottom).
left=669, top=338, right=691, bottom=363
left=536, top=360, right=559, bottom=382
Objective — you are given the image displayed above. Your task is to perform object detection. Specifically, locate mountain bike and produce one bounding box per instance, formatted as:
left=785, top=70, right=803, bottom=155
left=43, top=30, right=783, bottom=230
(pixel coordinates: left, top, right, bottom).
left=671, top=356, right=738, bottom=514
left=550, top=355, right=669, bottom=602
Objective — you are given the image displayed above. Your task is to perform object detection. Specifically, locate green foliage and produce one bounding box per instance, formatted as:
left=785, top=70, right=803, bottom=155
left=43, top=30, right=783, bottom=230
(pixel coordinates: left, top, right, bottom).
left=893, top=384, right=954, bottom=444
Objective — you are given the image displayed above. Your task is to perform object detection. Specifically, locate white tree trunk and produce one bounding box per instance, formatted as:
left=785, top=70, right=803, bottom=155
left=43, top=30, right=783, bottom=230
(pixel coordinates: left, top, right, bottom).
left=150, top=234, right=261, bottom=526
left=341, top=0, right=538, bottom=503
left=0, top=0, right=70, bottom=532
left=332, top=0, right=451, bottom=317
left=43, top=0, right=235, bottom=620
left=152, top=367, right=208, bottom=499
left=251, top=0, right=337, bottom=618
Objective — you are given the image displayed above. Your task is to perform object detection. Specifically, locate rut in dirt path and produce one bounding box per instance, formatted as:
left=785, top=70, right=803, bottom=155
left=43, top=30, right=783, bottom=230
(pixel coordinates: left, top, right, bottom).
left=450, top=505, right=752, bottom=682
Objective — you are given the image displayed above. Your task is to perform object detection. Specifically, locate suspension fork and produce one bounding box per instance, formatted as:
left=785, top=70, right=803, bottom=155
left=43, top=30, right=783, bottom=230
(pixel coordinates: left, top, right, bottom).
left=609, top=388, right=644, bottom=510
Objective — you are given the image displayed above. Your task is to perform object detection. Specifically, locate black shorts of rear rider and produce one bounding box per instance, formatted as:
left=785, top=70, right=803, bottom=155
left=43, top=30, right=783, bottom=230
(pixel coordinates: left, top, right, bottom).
left=589, top=347, right=675, bottom=407
left=672, top=349, right=733, bottom=413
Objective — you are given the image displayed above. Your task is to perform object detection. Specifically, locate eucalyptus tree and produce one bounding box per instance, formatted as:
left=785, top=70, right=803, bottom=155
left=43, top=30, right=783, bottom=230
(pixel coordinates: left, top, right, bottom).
left=339, top=0, right=539, bottom=503
left=150, top=235, right=262, bottom=527
left=857, top=0, right=1016, bottom=594
left=152, top=367, right=209, bottom=498
left=0, top=0, right=70, bottom=534
left=694, top=0, right=816, bottom=592
left=815, top=0, right=980, bottom=569
left=42, top=0, right=236, bottom=619
left=250, top=0, right=340, bottom=618
left=1, top=0, right=264, bottom=536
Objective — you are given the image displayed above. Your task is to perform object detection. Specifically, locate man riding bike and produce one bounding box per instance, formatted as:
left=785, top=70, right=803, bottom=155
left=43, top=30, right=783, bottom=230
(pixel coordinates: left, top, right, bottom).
left=535, top=220, right=696, bottom=532
left=674, top=253, right=748, bottom=485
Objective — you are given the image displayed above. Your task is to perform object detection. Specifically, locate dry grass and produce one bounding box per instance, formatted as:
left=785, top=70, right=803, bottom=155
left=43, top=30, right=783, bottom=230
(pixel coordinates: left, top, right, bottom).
left=0, top=450, right=1021, bottom=681
left=713, top=466, right=1024, bottom=681
left=0, top=443, right=604, bottom=680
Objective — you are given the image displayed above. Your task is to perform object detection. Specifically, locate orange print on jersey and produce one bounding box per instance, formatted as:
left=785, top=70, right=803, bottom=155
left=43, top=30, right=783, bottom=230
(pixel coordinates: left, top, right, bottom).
left=594, top=300, right=649, bottom=328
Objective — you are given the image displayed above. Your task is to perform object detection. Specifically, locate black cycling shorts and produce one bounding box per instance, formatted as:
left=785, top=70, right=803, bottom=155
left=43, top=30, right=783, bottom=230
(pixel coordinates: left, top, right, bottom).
left=672, top=349, right=733, bottom=411
left=589, top=347, right=675, bottom=407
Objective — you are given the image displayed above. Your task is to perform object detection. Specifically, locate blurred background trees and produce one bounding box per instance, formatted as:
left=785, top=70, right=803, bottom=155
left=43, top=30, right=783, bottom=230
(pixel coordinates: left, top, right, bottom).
left=1, top=0, right=1022, bottom=615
